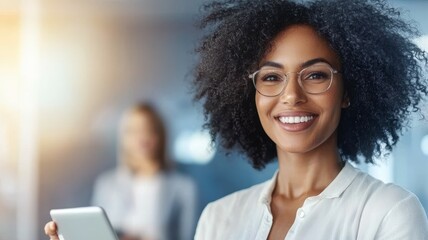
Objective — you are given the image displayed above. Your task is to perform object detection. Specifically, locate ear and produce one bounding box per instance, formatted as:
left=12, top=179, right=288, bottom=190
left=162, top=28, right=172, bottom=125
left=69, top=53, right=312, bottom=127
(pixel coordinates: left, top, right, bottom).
left=341, top=92, right=350, bottom=108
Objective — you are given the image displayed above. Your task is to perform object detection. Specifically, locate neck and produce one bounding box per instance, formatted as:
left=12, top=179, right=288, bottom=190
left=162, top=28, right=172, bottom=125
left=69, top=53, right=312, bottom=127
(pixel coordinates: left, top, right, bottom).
left=131, top=157, right=162, bottom=177
left=274, top=134, right=343, bottom=199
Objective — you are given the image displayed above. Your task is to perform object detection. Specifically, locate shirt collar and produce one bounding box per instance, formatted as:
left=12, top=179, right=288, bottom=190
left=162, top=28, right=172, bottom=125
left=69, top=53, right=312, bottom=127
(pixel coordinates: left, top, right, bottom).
left=258, top=161, right=359, bottom=204
left=259, top=170, right=279, bottom=204
left=319, top=161, right=359, bottom=198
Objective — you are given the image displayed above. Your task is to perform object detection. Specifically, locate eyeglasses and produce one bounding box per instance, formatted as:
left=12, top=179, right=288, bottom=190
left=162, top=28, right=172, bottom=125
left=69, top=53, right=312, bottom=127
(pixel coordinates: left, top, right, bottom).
left=248, top=63, right=340, bottom=97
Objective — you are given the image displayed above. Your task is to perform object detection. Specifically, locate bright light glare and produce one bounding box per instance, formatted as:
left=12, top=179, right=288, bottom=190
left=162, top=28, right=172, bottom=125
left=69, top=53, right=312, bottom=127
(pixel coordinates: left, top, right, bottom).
left=414, top=35, right=428, bottom=51
left=174, top=130, right=216, bottom=164
left=17, top=0, right=40, bottom=240
left=421, top=135, right=428, bottom=156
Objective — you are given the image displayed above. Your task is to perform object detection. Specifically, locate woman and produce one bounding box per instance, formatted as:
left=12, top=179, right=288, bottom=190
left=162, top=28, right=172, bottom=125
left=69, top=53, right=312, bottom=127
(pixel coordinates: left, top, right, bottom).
left=192, top=0, right=428, bottom=239
left=45, top=103, right=197, bottom=240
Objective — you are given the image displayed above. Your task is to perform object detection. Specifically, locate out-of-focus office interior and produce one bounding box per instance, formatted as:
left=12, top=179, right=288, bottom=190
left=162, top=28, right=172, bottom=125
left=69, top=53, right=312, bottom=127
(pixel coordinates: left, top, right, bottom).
left=0, top=0, right=427, bottom=239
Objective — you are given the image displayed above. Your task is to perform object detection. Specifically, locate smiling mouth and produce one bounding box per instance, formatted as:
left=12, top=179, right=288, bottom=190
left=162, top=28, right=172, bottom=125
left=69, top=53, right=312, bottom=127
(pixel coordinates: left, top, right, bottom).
left=274, top=113, right=318, bottom=132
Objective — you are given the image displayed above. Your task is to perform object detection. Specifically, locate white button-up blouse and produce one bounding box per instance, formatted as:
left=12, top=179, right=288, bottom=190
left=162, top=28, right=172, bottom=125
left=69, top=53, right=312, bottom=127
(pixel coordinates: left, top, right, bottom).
left=195, top=162, right=428, bottom=240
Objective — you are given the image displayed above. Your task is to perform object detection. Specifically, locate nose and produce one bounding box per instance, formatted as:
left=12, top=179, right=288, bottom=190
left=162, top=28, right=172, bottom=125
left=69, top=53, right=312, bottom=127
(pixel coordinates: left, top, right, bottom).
left=279, top=73, right=307, bottom=105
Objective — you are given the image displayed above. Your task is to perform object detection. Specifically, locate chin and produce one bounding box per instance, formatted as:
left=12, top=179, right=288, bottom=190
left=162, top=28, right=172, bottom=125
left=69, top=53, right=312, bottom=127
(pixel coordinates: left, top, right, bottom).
left=271, top=128, right=321, bottom=152
left=276, top=143, right=316, bottom=155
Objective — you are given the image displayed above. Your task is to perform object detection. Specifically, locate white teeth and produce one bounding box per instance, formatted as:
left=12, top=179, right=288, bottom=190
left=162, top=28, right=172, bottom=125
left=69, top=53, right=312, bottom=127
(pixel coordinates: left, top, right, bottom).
left=294, top=116, right=299, bottom=123
left=278, top=115, right=314, bottom=124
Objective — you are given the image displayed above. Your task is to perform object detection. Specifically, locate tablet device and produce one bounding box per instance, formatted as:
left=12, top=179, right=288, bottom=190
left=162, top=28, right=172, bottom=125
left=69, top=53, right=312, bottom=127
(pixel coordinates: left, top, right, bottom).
left=50, top=206, right=119, bottom=240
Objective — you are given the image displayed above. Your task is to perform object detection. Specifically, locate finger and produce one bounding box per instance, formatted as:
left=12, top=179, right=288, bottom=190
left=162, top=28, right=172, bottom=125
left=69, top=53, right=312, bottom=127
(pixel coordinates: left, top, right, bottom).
left=44, top=221, right=57, bottom=235
left=49, top=222, right=60, bottom=240
left=44, top=222, right=51, bottom=235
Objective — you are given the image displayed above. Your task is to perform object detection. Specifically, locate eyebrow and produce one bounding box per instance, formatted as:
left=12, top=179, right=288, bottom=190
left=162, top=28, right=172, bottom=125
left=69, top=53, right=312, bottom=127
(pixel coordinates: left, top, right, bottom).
left=260, top=58, right=335, bottom=70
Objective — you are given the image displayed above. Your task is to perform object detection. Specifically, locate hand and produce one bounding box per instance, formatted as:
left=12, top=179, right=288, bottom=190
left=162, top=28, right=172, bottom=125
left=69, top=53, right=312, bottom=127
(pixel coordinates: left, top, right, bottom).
left=44, top=221, right=59, bottom=240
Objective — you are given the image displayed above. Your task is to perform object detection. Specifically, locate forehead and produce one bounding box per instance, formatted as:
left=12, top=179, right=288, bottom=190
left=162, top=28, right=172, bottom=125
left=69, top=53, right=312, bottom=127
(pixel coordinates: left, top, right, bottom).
left=123, top=111, right=153, bottom=127
left=262, top=24, right=341, bottom=69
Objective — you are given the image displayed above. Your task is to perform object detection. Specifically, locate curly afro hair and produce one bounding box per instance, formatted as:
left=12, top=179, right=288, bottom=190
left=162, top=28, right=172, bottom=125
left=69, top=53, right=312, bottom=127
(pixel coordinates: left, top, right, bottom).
left=193, top=0, right=428, bottom=169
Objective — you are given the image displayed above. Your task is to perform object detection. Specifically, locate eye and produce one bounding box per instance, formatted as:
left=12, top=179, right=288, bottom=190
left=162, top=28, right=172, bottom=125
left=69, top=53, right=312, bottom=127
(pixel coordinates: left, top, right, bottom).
left=304, top=71, right=329, bottom=81
left=263, top=74, right=281, bottom=82
left=258, top=71, right=284, bottom=83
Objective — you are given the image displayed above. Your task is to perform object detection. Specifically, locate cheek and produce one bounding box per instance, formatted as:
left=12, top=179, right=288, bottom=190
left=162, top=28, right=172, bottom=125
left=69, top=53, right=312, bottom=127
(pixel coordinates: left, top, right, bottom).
left=129, top=136, right=141, bottom=150
left=314, top=89, right=344, bottom=139
left=147, top=135, right=159, bottom=149
left=255, top=93, right=276, bottom=135
left=122, top=136, right=135, bottom=154
left=319, top=96, right=341, bottom=116
left=323, top=85, right=344, bottom=118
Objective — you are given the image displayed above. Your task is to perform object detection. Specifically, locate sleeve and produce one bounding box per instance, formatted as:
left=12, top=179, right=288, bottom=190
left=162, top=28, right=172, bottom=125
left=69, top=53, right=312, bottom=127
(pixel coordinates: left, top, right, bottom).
left=375, top=194, right=428, bottom=240
left=178, top=178, right=198, bottom=240
left=90, top=173, right=122, bottom=229
left=194, top=203, right=213, bottom=240
left=91, top=175, right=105, bottom=206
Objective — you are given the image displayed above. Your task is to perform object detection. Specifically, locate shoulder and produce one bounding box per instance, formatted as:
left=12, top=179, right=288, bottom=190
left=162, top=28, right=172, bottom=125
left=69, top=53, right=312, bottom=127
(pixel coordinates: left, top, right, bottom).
left=163, top=171, right=197, bottom=203
left=91, top=169, right=124, bottom=206
left=198, top=179, right=268, bottom=226
left=350, top=169, right=420, bottom=211
left=93, top=168, right=133, bottom=191
left=374, top=192, right=428, bottom=239
left=164, top=171, right=196, bottom=188
left=195, top=180, right=268, bottom=239
left=94, top=169, right=117, bottom=186
left=349, top=169, right=428, bottom=238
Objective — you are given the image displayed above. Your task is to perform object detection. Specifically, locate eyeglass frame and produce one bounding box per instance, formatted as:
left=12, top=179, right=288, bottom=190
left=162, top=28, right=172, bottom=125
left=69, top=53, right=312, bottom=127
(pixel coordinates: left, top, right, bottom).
left=248, top=63, right=341, bottom=97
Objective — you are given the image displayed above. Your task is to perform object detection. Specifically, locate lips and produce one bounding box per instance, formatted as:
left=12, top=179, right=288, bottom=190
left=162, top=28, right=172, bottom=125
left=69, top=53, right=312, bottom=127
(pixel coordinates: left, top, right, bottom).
left=274, top=111, right=318, bottom=132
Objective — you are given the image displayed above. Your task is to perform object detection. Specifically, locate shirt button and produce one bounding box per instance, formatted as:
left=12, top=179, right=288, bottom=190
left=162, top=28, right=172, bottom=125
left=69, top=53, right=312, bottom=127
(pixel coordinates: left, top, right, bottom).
left=298, top=209, right=306, bottom=218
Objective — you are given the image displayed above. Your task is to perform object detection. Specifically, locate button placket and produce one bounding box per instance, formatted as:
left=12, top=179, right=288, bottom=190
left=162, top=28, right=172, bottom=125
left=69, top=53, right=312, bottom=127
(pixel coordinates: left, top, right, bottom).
left=297, top=196, right=319, bottom=220
left=255, top=204, right=274, bottom=240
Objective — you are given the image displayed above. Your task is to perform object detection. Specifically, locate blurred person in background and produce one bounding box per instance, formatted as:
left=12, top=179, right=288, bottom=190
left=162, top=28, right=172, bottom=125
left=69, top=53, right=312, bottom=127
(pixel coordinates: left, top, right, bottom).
left=46, top=102, right=197, bottom=240
left=92, top=102, right=198, bottom=240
